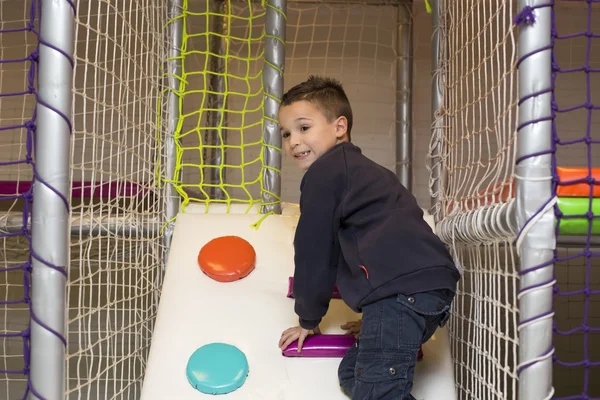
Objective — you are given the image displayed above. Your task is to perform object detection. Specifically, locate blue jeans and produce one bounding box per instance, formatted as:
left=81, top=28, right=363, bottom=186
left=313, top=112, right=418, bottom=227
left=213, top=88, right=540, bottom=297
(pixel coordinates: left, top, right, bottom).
left=338, top=290, right=454, bottom=399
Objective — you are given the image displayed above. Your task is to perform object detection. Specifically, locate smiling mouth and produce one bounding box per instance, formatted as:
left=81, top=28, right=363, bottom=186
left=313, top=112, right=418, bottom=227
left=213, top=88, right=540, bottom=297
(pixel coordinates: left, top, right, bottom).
left=294, top=150, right=311, bottom=160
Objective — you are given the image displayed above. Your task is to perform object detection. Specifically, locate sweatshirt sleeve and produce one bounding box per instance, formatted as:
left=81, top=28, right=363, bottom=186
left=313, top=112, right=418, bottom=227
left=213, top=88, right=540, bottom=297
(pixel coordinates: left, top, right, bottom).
left=293, top=168, right=342, bottom=330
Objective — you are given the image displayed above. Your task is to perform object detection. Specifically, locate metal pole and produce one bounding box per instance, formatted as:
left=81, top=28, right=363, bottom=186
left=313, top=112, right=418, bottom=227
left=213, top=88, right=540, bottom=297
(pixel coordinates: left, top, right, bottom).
left=0, top=212, right=161, bottom=237
left=206, top=0, right=227, bottom=200
left=165, top=0, right=183, bottom=260
left=29, top=0, right=74, bottom=398
left=395, top=2, right=413, bottom=192
left=429, top=0, right=445, bottom=222
left=261, top=0, right=286, bottom=215
left=514, top=2, right=555, bottom=399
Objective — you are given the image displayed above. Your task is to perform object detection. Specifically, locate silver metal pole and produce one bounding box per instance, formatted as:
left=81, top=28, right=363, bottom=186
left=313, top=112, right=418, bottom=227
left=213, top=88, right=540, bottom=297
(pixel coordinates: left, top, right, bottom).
left=206, top=0, right=227, bottom=200
left=429, top=0, right=445, bottom=222
left=395, top=2, right=413, bottom=192
left=261, top=0, right=286, bottom=215
left=164, top=0, right=183, bottom=260
left=0, top=212, right=161, bottom=237
left=29, top=0, right=74, bottom=398
left=514, top=2, right=555, bottom=399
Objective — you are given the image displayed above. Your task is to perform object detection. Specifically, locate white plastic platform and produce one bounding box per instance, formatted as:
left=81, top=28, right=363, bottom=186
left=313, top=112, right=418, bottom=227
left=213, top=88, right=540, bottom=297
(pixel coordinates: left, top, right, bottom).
left=141, top=204, right=456, bottom=399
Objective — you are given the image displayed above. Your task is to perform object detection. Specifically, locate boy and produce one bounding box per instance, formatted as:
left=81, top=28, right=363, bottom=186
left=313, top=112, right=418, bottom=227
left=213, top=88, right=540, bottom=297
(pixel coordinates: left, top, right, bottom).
left=277, top=76, right=460, bottom=399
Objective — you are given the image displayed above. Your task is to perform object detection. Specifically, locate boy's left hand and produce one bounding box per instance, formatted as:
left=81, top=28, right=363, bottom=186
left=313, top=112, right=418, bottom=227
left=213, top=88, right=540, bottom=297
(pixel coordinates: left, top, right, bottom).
left=279, top=325, right=320, bottom=352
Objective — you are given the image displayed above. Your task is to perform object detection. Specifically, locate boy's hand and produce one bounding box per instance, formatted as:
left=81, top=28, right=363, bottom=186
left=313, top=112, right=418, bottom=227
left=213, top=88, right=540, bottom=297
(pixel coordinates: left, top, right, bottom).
left=341, top=320, right=362, bottom=338
left=279, top=325, right=320, bottom=352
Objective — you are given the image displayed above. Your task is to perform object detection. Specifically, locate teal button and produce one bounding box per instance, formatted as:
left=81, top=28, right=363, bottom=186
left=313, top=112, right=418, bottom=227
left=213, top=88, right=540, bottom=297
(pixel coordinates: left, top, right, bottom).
left=186, top=343, right=249, bottom=395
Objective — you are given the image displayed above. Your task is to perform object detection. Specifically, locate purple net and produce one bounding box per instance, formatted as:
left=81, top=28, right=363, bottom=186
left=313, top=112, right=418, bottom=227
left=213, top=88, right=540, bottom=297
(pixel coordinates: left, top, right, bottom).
left=551, top=1, right=600, bottom=398
left=0, top=1, right=37, bottom=398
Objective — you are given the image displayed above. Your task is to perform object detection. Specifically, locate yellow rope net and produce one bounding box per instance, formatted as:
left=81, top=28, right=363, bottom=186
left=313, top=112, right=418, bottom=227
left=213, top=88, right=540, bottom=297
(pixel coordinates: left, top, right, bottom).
left=165, top=0, right=280, bottom=214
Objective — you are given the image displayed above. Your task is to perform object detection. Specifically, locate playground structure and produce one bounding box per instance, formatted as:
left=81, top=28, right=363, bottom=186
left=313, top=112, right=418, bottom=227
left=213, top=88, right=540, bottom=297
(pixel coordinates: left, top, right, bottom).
left=0, top=0, right=598, bottom=399
left=139, top=203, right=456, bottom=399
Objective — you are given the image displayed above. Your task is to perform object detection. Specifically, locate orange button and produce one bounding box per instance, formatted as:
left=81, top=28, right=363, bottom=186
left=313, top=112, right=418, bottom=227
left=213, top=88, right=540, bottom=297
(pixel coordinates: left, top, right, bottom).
left=198, top=236, right=256, bottom=282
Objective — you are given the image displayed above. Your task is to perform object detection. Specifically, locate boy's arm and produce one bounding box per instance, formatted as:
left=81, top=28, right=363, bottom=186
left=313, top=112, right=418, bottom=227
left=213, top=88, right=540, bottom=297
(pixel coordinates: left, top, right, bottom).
left=293, top=174, right=340, bottom=331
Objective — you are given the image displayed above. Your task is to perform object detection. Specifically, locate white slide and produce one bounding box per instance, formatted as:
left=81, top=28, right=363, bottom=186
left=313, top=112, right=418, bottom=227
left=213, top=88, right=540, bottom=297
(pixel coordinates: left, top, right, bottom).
left=141, top=203, right=456, bottom=399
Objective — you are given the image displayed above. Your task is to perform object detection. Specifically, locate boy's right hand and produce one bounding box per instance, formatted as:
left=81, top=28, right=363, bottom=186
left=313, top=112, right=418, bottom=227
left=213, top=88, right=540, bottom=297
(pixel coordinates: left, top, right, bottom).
left=340, top=320, right=361, bottom=338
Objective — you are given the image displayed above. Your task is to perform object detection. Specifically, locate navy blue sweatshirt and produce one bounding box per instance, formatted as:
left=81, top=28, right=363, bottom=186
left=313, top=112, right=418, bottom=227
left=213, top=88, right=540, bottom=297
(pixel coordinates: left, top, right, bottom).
left=293, top=142, right=460, bottom=330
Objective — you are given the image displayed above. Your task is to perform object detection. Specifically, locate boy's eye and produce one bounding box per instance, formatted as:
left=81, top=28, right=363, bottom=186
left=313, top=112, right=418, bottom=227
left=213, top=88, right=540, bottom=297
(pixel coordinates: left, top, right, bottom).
left=300, top=125, right=309, bottom=132
left=282, top=132, right=290, bottom=139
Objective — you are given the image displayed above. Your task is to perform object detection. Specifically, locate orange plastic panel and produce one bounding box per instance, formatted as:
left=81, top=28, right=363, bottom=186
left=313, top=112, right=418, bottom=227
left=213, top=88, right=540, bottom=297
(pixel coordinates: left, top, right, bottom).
left=556, top=167, right=600, bottom=197
left=198, top=236, right=256, bottom=282
left=446, top=178, right=515, bottom=213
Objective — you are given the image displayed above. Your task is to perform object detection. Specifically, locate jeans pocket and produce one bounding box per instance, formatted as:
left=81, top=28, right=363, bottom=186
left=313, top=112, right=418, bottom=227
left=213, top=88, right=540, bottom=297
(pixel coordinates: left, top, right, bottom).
left=355, top=351, right=411, bottom=382
left=397, top=292, right=450, bottom=316
left=397, top=292, right=452, bottom=343
left=354, top=351, right=414, bottom=399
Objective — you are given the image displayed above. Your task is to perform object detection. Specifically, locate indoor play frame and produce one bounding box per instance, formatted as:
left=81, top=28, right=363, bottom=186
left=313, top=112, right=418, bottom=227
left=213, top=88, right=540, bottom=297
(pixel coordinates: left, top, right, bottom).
left=0, top=0, right=598, bottom=399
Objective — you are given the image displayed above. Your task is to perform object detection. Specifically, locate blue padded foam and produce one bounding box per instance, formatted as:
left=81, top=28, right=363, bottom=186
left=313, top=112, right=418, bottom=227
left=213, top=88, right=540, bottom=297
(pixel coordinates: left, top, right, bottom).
left=186, top=343, right=249, bottom=395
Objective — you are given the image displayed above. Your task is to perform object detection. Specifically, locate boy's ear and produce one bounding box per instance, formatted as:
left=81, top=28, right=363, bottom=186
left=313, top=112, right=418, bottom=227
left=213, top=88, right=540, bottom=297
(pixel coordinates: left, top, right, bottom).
left=334, top=116, right=348, bottom=139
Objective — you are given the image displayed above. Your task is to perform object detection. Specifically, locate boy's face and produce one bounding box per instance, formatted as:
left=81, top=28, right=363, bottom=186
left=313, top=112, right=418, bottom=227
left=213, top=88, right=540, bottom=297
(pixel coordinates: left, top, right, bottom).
left=278, top=100, right=348, bottom=171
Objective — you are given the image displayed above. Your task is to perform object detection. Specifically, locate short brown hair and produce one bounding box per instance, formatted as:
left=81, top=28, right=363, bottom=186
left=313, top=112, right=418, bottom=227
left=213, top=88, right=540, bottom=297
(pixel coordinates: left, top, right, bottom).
left=281, top=75, right=353, bottom=141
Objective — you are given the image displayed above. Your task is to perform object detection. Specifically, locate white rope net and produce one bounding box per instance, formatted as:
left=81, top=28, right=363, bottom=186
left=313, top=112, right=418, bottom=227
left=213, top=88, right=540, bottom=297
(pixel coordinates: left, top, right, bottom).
left=428, top=1, right=518, bottom=224
left=67, top=1, right=168, bottom=398
left=282, top=1, right=398, bottom=202
left=427, top=1, right=520, bottom=398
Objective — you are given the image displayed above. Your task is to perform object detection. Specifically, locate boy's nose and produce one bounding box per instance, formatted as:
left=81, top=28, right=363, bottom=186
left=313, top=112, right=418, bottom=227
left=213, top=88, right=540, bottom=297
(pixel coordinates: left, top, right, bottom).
left=290, top=134, right=301, bottom=147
